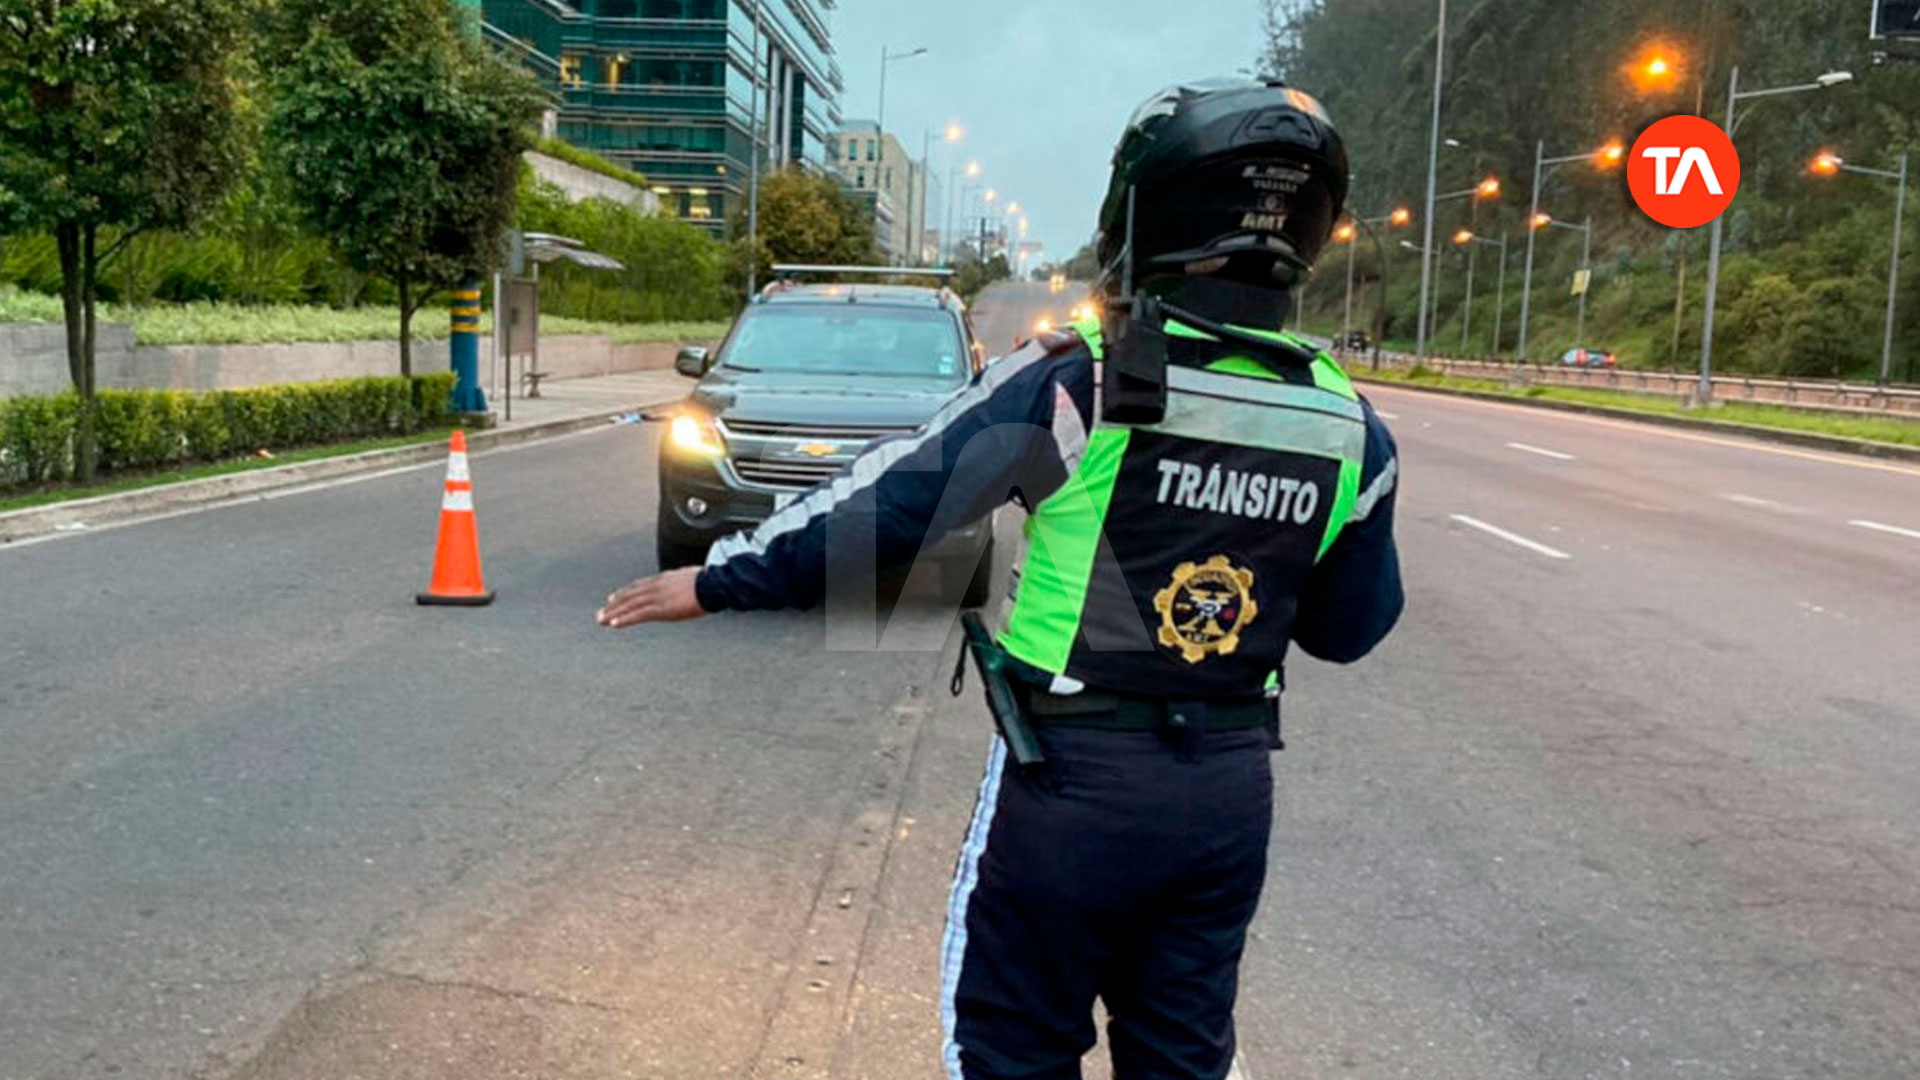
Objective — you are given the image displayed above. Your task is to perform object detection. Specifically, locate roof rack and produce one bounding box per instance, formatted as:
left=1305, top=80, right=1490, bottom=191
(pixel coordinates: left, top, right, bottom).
left=769, top=264, right=957, bottom=280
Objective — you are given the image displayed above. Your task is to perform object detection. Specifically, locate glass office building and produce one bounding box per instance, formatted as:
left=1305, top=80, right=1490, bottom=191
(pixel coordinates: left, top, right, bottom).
left=481, top=0, right=843, bottom=233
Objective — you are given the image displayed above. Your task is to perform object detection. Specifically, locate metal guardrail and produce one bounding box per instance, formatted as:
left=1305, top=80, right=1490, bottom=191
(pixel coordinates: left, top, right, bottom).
left=1354, top=352, right=1920, bottom=418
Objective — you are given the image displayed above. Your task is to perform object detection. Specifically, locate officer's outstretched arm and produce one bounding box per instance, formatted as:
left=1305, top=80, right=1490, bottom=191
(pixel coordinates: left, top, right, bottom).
left=694, top=340, right=1096, bottom=613
left=1293, top=403, right=1404, bottom=663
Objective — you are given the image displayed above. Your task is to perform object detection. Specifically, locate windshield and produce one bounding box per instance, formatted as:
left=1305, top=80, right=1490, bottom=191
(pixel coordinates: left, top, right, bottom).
left=721, top=304, right=966, bottom=382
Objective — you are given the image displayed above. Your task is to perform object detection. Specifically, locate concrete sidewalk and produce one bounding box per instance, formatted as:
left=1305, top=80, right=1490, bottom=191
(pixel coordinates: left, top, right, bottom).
left=486, top=369, right=690, bottom=431
left=0, top=370, right=693, bottom=545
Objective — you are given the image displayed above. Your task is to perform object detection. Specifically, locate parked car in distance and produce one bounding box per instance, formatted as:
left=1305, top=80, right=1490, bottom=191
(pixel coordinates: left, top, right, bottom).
left=1560, top=347, right=1618, bottom=369
left=657, top=271, right=997, bottom=606
left=1338, top=330, right=1372, bottom=352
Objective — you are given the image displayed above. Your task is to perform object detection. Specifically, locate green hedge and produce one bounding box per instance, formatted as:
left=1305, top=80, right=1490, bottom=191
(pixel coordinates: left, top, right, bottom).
left=0, top=373, right=455, bottom=490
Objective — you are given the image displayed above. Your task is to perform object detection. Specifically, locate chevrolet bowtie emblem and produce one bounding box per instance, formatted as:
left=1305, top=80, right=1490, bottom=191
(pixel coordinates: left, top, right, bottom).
left=795, top=441, right=839, bottom=459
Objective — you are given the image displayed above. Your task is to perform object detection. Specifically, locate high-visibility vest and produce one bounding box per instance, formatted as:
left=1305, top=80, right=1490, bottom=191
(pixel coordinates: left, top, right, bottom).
left=997, top=315, right=1366, bottom=698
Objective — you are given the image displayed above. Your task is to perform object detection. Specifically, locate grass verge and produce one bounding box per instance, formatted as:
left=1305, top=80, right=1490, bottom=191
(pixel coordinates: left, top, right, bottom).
left=0, top=428, right=453, bottom=516
left=1355, top=366, right=1920, bottom=449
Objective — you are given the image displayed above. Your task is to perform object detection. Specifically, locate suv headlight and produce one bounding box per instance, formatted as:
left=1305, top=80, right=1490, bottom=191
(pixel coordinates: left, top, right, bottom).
left=669, top=413, right=726, bottom=458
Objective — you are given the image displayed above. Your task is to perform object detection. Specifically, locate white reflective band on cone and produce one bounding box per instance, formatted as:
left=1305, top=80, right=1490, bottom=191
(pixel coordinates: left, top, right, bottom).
left=442, top=488, right=474, bottom=512
left=447, top=454, right=470, bottom=483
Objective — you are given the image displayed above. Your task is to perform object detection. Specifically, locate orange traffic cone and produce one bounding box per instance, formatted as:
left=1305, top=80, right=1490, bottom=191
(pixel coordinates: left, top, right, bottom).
left=416, top=430, right=495, bottom=607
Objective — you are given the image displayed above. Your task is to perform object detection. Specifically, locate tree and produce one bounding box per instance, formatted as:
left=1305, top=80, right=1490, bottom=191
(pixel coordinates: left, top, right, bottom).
left=729, top=169, right=881, bottom=294
left=269, top=0, right=543, bottom=375
left=0, top=0, right=254, bottom=479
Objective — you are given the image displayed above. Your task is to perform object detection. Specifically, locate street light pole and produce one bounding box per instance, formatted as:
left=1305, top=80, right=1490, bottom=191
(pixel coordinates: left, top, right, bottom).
left=1883, top=153, right=1907, bottom=388
left=1461, top=237, right=1476, bottom=355
left=1516, top=138, right=1621, bottom=364
left=1492, top=231, right=1508, bottom=358
left=875, top=46, right=926, bottom=139
left=1342, top=233, right=1358, bottom=345
left=1699, top=65, right=1854, bottom=402
left=1416, top=0, right=1447, bottom=363
left=1518, top=140, right=1544, bottom=363
left=1576, top=215, right=1593, bottom=349
left=1698, top=64, right=1738, bottom=403
left=745, top=3, right=764, bottom=299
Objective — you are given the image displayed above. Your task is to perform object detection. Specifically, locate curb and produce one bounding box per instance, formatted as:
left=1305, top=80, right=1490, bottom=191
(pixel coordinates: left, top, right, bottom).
left=0, top=397, right=681, bottom=545
left=1351, top=375, right=1920, bottom=465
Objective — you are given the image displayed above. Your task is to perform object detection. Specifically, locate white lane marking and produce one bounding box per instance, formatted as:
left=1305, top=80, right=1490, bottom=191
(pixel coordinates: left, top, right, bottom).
left=1228, top=1055, right=1250, bottom=1080
left=1374, top=410, right=1401, bottom=420
left=0, top=423, right=625, bottom=554
left=1506, top=441, right=1576, bottom=461
left=1450, top=514, right=1573, bottom=560
left=1360, top=383, right=1920, bottom=478
left=1850, top=519, right=1920, bottom=542
left=1723, top=493, right=1810, bottom=515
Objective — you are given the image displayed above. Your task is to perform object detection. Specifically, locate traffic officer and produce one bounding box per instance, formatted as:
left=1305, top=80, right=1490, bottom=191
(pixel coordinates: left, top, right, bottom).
left=597, top=77, right=1403, bottom=1080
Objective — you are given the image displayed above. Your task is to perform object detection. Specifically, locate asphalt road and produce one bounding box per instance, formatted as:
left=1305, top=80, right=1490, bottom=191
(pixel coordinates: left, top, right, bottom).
left=2, top=281, right=1917, bottom=1080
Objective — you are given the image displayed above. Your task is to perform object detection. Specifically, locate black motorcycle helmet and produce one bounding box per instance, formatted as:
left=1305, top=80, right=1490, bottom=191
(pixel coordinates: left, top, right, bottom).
left=1095, top=78, right=1349, bottom=294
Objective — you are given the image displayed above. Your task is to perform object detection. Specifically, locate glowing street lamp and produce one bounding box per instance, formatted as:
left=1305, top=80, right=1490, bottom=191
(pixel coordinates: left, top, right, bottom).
left=1452, top=230, right=1511, bottom=357
left=1476, top=176, right=1502, bottom=200
left=1531, top=212, right=1596, bottom=356
left=1338, top=208, right=1416, bottom=360
left=1806, top=149, right=1909, bottom=386
left=1517, top=137, right=1631, bottom=361
left=1629, top=44, right=1683, bottom=93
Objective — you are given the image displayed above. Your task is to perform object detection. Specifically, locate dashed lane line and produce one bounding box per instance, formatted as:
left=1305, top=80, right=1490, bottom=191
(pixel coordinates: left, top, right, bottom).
left=1506, top=441, right=1577, bottom=461
left=1850, top=519, right=1920, bottom=542
left=1449, top=514, right=1573, bottom=560
left=1723, top=493, right=1811, bottom=515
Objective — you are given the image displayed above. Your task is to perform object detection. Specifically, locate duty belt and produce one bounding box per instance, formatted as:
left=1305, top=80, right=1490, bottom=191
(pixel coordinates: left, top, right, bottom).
left=1019, top=687, right=1275, bottom=733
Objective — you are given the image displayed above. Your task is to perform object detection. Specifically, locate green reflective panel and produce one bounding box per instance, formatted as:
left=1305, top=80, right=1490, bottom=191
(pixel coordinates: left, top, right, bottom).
left=1318, top=458, right=1363, bottom=561
left=1001, top=427, right=1131, bottom=674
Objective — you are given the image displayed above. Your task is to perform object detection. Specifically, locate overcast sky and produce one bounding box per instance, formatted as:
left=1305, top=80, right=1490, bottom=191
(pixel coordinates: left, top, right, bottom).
left=833, top=0, right=1273, bottom=263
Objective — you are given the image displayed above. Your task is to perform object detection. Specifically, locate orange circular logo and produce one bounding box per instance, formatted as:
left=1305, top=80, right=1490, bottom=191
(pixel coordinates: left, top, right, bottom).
left=1627, top=115, right=1741, bottom=229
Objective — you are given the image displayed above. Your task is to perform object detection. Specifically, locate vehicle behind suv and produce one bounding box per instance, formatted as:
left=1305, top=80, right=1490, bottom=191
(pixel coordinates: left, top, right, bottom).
left=1559, top=346, right=1618, bottom=369
left=657, top=270, right=997, bottom=605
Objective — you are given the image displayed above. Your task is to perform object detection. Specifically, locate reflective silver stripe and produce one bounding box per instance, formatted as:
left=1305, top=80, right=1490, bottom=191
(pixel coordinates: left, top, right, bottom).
left=442, top=489, right=474, bottom=513
left=1143, top=391, right=1366, bottom=462
left=1349, top=455, right=1398, bottom=524
left=941, top=736, right=1007, bottom=1079
left=446, top=453, right=470, bottom=483
left=1166, top=364, right=1366, bottom=422
left=706, top=340, right=1058, bottom=568
left=1050, top=379, right=1089, bottom=474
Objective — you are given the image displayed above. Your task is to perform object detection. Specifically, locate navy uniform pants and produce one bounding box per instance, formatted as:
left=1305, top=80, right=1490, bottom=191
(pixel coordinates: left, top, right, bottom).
left=940, top=725, right=1274, bottom=1080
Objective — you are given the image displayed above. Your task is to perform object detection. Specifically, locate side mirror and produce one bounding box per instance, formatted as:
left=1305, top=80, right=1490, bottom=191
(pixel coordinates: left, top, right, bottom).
left=675, top=346, right=710, bottom=378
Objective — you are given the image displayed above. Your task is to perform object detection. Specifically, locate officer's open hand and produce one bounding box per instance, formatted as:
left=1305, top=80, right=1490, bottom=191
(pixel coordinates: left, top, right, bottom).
left=597, top=567, right=707, bottom=628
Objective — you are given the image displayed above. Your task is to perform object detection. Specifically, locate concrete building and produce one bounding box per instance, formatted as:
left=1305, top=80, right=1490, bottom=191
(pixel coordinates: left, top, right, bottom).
left=481, top=0, right=843, bottom=234
left=833, top=121, right=926, bottom=266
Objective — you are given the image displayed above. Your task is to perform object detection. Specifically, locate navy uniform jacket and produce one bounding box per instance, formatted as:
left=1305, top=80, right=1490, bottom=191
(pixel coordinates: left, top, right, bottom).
left=693, top=333, right=1403, bottom=667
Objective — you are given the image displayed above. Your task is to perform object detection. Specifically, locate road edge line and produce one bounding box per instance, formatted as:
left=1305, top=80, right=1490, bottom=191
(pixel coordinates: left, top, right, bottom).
left=1352, top=375, right=1920, bottom=464
left=0, top=397, right=679, bottom=546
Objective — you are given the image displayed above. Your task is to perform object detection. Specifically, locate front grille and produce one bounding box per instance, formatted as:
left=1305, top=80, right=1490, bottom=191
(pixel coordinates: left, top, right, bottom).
left=722, top=419, right=919, bottom=441
left=733, top=458, right=841, bottom=489
left=718, top=417, right=921, bottom=492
